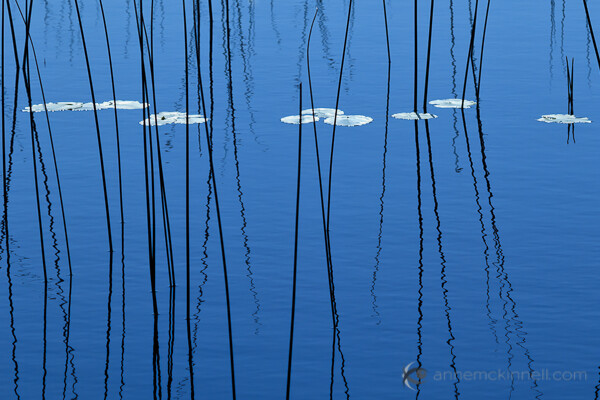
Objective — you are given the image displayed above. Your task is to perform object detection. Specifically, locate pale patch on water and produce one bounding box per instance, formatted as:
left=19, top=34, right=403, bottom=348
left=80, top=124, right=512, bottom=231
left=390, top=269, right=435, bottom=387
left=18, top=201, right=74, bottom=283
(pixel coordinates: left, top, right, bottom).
left=140, top=112, right=208, bottom=126
left=429, top=99, right=476, bottom=109
left=323, top=115, right=373, bottom=127
left=24, top=100, right=148, bottom=112
left=537, top=114, right=591, bottom=124
left=392, top=112, right=438, bottom=120
left=281, top=115, right=319, bottom=124
left=301, top=108, right=344, bottom=118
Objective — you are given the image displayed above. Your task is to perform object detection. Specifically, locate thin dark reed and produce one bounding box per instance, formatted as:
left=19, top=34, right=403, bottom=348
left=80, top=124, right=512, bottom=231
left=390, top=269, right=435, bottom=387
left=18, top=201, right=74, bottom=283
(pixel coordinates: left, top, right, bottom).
left=20, top=12, right=50, bottom=400
left=326, top=0, right=352, bottom=232
left=306, top=7, right=336, bottom=324
left=286, top=83, right=303, bottom=400
left=461, top=0, right=480, bottom=107
left=566, top=57, right=574, bottom=114
left=423, top=0, right=435, bottom=112
left=582, top=0, right=600, bottom=71
left=132, top=7, right=160, bottom=396
left=98, top=0, right=125, bottom=247
left=133, top=0, right=158, bottom=317
left=566, top=57, right=571, bottom=113
left=141, top=19, right=176, bottom=287
left=12, top=0, right=72, bottom=275
left=571, top=58, right=574, bottom=115
left=382, top=0, right=391, bottom=63
left=72, top=0, right=113, bottom=252
left=413, top=0, right=418, bottom=113
left=306, top=9, right=349, bottom=398
left=198, top=0, right=237, bottom=396
left=476, top=0, right=491, bottom=97
left=21, top=0, right=48, bottom=281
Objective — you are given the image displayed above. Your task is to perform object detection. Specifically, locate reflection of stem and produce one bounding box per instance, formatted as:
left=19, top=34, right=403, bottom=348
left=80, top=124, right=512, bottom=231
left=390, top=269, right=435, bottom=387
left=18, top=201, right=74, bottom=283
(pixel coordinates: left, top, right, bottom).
left=424, top=120, right=460, bottom=398
left=413, top=121, right=424, bottom=398
left=371, top=60, right=391, bottom=324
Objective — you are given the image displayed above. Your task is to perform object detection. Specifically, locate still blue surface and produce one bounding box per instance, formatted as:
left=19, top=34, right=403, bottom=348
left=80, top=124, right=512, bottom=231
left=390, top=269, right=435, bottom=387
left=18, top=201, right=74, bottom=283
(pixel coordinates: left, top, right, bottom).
left=0, top=0, right=599, bottom=398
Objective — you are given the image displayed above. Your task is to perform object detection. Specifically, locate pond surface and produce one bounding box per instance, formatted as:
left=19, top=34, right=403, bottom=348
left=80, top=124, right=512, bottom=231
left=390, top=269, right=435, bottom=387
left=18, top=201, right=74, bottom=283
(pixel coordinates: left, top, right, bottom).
left=1, top=0, right=599, bottom=399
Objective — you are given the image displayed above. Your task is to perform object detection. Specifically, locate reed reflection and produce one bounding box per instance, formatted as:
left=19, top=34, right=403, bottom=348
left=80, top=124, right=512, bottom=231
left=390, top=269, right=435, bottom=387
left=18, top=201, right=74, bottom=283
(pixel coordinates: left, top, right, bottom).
left=449, top=0, right=462, bottom=173
left=413, top=120, right=424, bottom=397
left=370, top=63, right=390, bottom=325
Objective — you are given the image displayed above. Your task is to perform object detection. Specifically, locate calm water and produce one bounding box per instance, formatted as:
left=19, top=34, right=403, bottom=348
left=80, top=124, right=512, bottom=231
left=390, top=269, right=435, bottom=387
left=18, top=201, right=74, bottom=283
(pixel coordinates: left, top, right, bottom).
left=1, top=0, right=599, bottom=399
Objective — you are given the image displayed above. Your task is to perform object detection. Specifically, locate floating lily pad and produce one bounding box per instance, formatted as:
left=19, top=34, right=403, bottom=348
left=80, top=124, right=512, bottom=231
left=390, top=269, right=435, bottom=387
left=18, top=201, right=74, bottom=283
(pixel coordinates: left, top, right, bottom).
left=97, top=100, right=149, bottom=110
left=77, top=102, right=99, bottom=111
left=392, top=112, right=438, bottom=120
left=537, top=114, right=591, bottom=124
left=24, top=100, right=149, bottom=112
left=301, top=108, right=344, bottom=118
left=140, top=112, right=208, bottom=126
left=323, top=115, right=373, bottom=127
left=281, top=115, right=319, bottom=124
left=24, top=102, right=84, bottom=112
left=429, top=99, right=477, bottom=109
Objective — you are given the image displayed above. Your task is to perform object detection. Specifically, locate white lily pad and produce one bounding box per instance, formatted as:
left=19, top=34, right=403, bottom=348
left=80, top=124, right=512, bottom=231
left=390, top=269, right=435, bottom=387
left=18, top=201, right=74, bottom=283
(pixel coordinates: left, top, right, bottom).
left=281, top=115, right=319, bottom=124
left=24, top=100, right=149, bottom=112
left=323, top=115, right=373, bottom=127
left=77, top=102, right=99, bottom=111
left=96, top=100, right=149, bottom=110
left=301, top=108, right=344, bottom=118
left=429, top=99, right=477, bottom=109
left=537, top=114, right=591, bottom=124
left=24, top=101, right=84, bottom=112
left=140, top=112, right=208, bottom=126
left=392, top=112, right=438, bottom=120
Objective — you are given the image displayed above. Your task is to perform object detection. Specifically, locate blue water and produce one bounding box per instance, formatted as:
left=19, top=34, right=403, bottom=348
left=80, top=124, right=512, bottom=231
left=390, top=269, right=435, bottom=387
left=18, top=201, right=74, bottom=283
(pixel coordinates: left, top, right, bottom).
left=1, top=0, right=599, bottom=398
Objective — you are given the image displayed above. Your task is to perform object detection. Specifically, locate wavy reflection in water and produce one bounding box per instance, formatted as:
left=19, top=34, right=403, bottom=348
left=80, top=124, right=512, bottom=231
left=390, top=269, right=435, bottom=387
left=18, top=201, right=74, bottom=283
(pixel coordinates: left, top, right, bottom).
left=167, top=284, right=176, bottom=399
left=424, top=120, right=460, bottom=398
left=269, top=0, right=282, bottom=46
left=461, top=106, right=544, bottom=398
left=224, top=0, right=261, bottom=333
left=370, top=65, right=390, bottom=325
left=594, top=367, right=600, bottom=399
left=560, top=0, right=566, bottom=72
left=550, top=0, right=556, bottom=79
left=295, top=0, right=309, bottom=84
left=1, top=18, right=21, bottom=400
left=413, top=120, right=425, bottom=397
left=233, top=0, right=265, bottom=150
left=449, top=0, right=462, bottom=173
left=315, top=0, right=336, bottom=70
left=103, top=253, right=114, bottom=400
left=118, top=246, right=125, bottom=399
